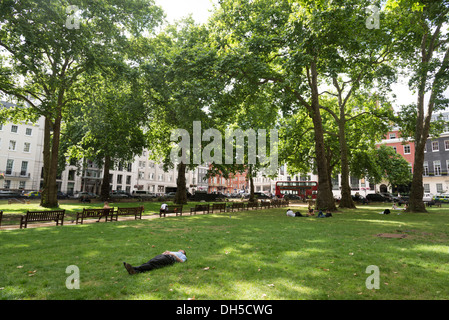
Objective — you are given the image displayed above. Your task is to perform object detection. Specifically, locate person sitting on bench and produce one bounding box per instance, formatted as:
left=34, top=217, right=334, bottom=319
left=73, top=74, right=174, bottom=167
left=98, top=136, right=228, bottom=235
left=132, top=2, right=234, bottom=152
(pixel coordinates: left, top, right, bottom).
left=160, top=203, right=168, bottom=215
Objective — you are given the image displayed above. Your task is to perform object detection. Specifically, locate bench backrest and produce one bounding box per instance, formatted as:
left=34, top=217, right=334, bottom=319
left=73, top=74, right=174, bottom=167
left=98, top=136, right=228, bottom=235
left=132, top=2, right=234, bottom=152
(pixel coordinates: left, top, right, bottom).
left=26, top=210, right=65, bottom=221
left=82, top=208, right=113, bottom=217
left=212, top=203, right=226, bottom=212
left=195, top=204, right=210, bottom=210
left=232, top=202, right=244, bottom=207
left=166, top=205, right=182, bottom=213
left=117, top=207, right=143, bottom=214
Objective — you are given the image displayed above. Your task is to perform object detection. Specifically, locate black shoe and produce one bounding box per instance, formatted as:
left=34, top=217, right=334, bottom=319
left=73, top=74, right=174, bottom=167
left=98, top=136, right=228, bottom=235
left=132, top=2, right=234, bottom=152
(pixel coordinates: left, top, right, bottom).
left=123, top=262, right=136, bottom=275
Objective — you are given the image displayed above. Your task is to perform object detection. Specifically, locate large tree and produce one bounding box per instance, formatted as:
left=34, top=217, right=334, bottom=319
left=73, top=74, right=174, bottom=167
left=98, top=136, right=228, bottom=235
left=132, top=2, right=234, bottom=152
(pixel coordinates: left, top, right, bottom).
left=143, top=19, right=226, bottom=204
left=386, top=0, right=449, bottom=212
left=0, top=0, right=163, bottom=207
left=209, top=0, right=395, bottom=210
left=63, top=70, right=148, bottom=200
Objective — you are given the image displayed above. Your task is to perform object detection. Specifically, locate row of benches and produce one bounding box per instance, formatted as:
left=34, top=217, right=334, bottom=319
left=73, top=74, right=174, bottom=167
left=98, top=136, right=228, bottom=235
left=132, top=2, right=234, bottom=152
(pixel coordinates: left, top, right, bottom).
left=0, top=206, right=144, bottom=229
left=162, top=200, right=290, bottom=216
left=0, top=200, right=289, bottom=229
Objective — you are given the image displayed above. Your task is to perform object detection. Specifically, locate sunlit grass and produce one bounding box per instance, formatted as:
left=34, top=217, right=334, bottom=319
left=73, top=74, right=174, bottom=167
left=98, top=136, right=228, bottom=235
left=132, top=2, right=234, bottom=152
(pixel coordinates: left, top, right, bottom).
left=1, top=203, right=449, bottom=300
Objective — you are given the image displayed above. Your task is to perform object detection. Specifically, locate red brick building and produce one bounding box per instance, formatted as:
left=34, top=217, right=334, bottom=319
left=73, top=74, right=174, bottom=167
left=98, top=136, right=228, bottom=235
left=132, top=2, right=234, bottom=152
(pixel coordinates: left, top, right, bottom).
left=380, top=129, right=415, bottom=171
left=208, top=170, right=248, bottom=194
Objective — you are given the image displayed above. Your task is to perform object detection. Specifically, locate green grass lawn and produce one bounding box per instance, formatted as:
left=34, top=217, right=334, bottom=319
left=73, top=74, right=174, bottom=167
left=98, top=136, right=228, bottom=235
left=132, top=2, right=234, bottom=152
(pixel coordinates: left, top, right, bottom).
left=1, top=201, right=448, bottom=300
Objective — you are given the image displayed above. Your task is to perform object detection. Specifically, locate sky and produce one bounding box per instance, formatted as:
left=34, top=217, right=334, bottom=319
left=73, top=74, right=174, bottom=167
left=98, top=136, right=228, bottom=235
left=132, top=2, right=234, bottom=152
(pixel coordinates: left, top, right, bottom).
left=154, top=0, right=218, bottom=25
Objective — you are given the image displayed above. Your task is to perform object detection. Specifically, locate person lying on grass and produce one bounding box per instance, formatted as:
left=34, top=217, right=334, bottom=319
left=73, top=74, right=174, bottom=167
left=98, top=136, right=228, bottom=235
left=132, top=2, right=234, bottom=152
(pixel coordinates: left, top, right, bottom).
left=123, top=249, right=187, bottom=275
left=286, top=209, right=305, bottom=217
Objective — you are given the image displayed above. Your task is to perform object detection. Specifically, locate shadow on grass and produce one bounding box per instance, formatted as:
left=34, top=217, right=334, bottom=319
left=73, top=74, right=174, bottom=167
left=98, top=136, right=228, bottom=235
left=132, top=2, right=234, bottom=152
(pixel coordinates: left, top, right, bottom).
left=1, top=207, right=449, bottom=300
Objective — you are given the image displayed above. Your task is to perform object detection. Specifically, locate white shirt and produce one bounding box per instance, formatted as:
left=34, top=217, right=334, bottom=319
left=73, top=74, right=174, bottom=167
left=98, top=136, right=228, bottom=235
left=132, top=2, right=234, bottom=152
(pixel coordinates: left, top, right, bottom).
left=161, top=203, right=168, bottom=210
left=286, top=210, right=295, bottom=217
left=170, top=251, right=187, bottom=262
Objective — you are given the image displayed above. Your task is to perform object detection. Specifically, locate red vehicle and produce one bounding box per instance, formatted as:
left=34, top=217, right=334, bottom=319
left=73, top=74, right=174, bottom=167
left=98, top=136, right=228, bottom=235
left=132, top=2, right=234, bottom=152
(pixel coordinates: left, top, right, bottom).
left=275, top=181, right=318, bottom=200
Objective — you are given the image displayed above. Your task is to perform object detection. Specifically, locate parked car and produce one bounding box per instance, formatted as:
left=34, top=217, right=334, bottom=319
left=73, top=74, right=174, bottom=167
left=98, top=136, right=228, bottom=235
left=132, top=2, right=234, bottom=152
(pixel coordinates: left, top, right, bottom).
left=380, top=192, right=397, bottom=202
left=111, top=190, right=131, bottom=198
left=254, top=192, right=271, bottom=199
left=165, top=192, right=176, bottom=197
left=396, top=196, right=409, bottom=204
left=433, top=194, right=449, bottom=203
left=132, top=190, right=156, bottom=198
left=284, top=194, right=301, bottom=200
left=57, top=191, right=68, bottom=199
left=0, top=190, right=21, bottom=198
left=366, top=193, right=390, bottom=202
left=70, top=192, right=98, bottom=199
left=23, top=191, right=41, bottom=199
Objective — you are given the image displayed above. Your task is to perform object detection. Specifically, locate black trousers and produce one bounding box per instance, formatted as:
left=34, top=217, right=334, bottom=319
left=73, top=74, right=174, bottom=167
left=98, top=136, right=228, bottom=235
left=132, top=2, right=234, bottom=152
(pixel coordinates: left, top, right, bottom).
left=134, top=254, right=176, bottom=273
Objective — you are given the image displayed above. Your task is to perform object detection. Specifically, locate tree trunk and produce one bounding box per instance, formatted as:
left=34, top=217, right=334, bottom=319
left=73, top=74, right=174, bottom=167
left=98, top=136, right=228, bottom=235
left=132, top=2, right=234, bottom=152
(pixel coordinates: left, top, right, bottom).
left=101, top=154, right=111, bottom=201
left=40, top=116, right=60, bottom=208
left=338, top=120, right=356, bottom=209
left=40, top=117, right=51, bottom=207
left=309, top=61, right=337, bottom=211
left=174, top=162, right=187, bottom=204
left=248, top=165, right=255, bottom=202
left=407, top=25, right=438, bottom=213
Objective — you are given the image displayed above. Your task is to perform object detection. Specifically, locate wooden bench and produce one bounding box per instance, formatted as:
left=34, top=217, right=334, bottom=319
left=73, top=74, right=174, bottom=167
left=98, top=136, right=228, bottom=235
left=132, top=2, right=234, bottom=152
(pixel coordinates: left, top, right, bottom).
left=20, top=210, right=65, bottom=229
left=112, top=206, right=144, bottom=221
left=190, top=204, right=210, bottom=215
left=272, top=200, right=283, bottom=208
left=211, top=203, right=227, bottom=213
left=230, top=202, right=245, bottom=212
left=260, top=201, right=271, bottom=209
left=0, top=210, right=3, bottom=228
left=75, top=208, right=114, bottom=224
left=160, top=205, right=183, bottom=217
left=246, top=202, right=259, bottom=210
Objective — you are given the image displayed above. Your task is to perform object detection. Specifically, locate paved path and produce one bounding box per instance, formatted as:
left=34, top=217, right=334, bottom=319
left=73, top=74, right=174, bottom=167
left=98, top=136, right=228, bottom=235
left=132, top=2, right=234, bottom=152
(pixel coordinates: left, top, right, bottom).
left=0, top=213, right=162, bottom=231
left=0, top=204, right=302, bottom=231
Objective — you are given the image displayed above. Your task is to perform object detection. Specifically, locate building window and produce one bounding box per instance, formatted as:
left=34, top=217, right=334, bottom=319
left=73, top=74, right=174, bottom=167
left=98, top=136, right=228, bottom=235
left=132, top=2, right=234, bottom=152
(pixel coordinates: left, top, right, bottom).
left=404, top=145, right=411, bottom=154
left=25, top=128, right=32, bottom=136
left=6, top=159, right=14, bottom=175
left=19, top=181, right=26, bottom=189
left=126, top=175, right=131, bottom=184
left=437, top=183, right=443, bottom=193
left=23, top=142, right=31, bottom=152
left=117, top=174, right=122, bottom=184
left=20, top=161, right=28, bottom=176
left=392, top=146, right=397, bottom=153
left=432, top=141, right=439, bottom=152
left=434, top=160, right=441, bottom=176
left=424, top=143, right=427, bottom=153
left=445, top=140, right=449, bottom=151
left=389, top=133, right=396, bottom=139
left=11, top=125, right=18, bottom=133
left=9, top=140, right=16, bottom=151
left=423, top=162, right=429, bottom=176
left=424, top=184, right=430, bottom=193
left=68, top=170, right=76, bottom=181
